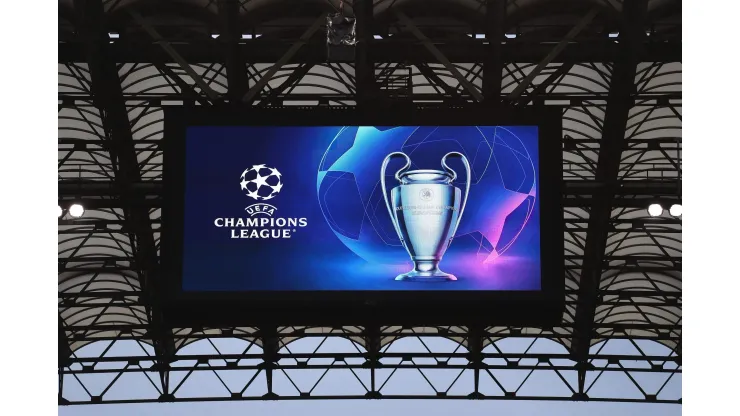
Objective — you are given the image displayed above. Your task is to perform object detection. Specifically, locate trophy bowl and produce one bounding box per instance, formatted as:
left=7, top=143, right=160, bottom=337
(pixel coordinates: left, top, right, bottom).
left=381, top=152, right=471, bottom=282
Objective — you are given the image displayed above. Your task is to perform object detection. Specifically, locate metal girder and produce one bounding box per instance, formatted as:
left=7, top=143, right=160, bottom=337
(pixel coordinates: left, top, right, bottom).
left=59, top=92, right=680, bottom=106
left=507, top=7, right=599, bottom=99
left=128, top=10, right=220, bottom=101
left=242, top=14, right=326, bottom=104
left=58, top=315, right=72, bottom=368
left=256, top=63, right=314, bottom=107
left=153, top=63, right=211, bottom=106
left=218, top=0, right=250, bottom=102
left=57, top=323, right=681, bottom=404
left=518, top=62, right=575, bottom=105
left=72, top=0, right=176, bottom=375
left=58, top=39, right=681, bottom=64
left=571, top=0, right=649, bottom=393
left=416, top=64, right=466, bottom=102
left=354, top=0, right=376, bottom=106
left=394, top=10, right=484, bottom=102
left=483, top=0, right=505, bottom=103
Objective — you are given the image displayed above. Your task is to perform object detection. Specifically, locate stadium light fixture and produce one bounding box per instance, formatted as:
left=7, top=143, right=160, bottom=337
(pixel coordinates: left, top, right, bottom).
left=669, top=203, right=683, bottom=217
left=68, top=203, right=85, bottom=218
left=647, top=203, right=663, bottom=217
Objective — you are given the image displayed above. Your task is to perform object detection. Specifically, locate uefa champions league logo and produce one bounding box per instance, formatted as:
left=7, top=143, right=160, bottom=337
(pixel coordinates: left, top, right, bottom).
left=240, top=164, right=283, bottom=201
left=211, top=163, right=308, bottom=239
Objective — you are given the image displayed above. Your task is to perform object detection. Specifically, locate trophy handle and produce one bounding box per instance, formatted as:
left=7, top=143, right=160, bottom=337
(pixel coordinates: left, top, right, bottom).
left=441, top=152, right=471, bottom=239
left=380, top=152, right=411, bottom=241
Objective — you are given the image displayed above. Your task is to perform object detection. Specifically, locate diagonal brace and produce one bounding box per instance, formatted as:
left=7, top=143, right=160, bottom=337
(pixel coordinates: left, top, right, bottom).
left=417, top=64, right=465, bottom=101
left=507, top=7, right=599, bottom=99
left=257, top=64, right=315, bottom=107
left=394, top=9, right=483, bottom=102
left=129, top=10, right=220, bottom=101
left=518, top=62, right=575, bottom=105
left=242, top=14, right=326, bottom=103
left=154, top=63, right=212, bottom=106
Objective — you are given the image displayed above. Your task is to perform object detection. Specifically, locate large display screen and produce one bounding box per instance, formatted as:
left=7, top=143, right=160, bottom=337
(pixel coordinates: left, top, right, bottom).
left=181, top=125, right=542, bottom=292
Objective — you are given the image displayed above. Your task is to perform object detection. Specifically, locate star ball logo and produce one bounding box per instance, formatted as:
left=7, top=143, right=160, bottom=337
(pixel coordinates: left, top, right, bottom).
left=212, top=163, right=308, bottom=239
left=240, top=164, right=283, bottom=201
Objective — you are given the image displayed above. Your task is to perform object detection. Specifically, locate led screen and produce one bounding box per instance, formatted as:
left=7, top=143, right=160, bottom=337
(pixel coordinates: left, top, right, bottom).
left=182, top=125, right=541, bottom=291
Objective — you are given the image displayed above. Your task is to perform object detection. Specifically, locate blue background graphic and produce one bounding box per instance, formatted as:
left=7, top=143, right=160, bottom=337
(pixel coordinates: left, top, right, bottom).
left=182, top=126, right=541, bottom=291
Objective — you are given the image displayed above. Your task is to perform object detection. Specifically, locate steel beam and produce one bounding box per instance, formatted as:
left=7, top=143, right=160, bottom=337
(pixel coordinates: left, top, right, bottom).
left=507, top=7, right=599, bottom=99
left=128, top=10, right=220, bottom=101
left=218, top=0, right=250, bottom=103
left=354, top=0, right=376, bottom=106
left=153, top=63, right=212, bottom=106
left=242, top=14, right=326, bottom=103
left=483, top=0, right=506, bottom=104
left=518, top=62, right=575, bottom=105
left=58, top=39, right=681, bottom=64
left=72, top=0, right=176, bottom=378
left=394, top=10, right=484, bottom=101
left=416, top=63, right=466, bottom=102
left=256, top=63, right=314, bottom=106
left=571, top=0, right=648, bottom=394
left=59, top=92, right=680, bottom=106
left=58, top=315, right=72, bottom=368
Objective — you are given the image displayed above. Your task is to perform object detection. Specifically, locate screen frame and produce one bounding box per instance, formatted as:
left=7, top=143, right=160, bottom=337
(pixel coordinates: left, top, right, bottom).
left=162, top=106, right=564, bottom=327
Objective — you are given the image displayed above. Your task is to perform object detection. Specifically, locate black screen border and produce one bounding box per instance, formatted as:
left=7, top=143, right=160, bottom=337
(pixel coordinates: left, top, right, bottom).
left=162, top=106, right=564, bottom=327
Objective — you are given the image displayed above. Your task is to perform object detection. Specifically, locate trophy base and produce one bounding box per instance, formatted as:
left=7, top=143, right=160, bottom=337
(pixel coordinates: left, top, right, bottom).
left=394, top=271, right=457, bottom=282
left=394, top=261, right=457, bottom=282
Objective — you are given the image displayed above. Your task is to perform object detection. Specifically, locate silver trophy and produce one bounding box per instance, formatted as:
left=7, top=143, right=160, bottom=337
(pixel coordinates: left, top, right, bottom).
left=381, top=152, right=471, bottom=281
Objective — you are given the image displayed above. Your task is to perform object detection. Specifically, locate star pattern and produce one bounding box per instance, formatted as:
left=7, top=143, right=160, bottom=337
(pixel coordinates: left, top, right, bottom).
left=253, top=173, right=270, bottom=188
left=240, top=164, right=283, bottom=201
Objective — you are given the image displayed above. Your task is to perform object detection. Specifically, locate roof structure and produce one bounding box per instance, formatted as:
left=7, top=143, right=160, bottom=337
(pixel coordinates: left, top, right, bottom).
left=58, top=0, right=681, bottom=405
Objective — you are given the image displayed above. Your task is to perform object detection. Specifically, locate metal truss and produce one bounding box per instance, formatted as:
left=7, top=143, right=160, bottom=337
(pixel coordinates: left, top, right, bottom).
left=58, top=0, right=681, bottom=406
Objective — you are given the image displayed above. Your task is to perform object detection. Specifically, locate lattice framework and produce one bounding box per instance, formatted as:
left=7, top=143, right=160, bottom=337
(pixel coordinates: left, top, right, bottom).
left=58, top=0, right=681, bottom=405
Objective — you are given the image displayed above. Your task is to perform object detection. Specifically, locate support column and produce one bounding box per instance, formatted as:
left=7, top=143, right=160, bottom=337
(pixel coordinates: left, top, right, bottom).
left=483, top=0, right=505, bottom=105
left=354, top=0, right=376, bottom=108
left=73, top=0, right=175, bottom=383
left=571, top=0, right=648, bottom=399
left=218, top=0, right=250, bottom=104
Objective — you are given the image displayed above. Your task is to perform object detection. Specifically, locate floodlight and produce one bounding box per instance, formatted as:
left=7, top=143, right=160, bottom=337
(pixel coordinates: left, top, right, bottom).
left=647, top=203, right=663, bottom=217
left=69, top=203, right=85, bottom=218
left=669, top=204, right=682, bottom=217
